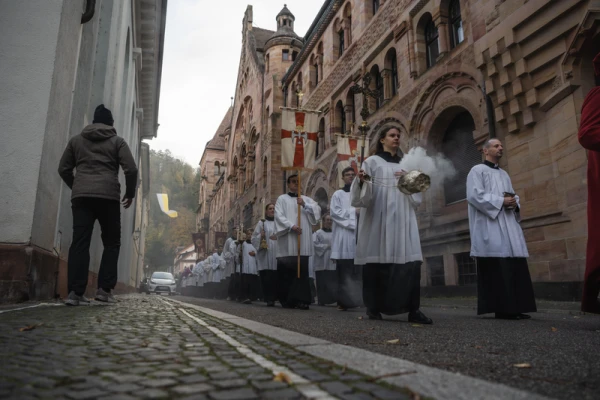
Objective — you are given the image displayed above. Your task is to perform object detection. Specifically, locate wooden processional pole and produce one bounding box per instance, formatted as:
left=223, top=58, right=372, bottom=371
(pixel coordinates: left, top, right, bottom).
left=297, top=170, right=302, bottom=278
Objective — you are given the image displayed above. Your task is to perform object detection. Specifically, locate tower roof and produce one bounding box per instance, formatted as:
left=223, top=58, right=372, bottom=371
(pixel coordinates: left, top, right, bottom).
left=276, top=4, right=295, bottom=20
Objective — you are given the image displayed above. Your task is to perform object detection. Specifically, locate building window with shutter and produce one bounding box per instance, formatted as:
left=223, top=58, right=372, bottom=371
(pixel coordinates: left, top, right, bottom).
left=373, top=0, right=380, bottom=15
left=441, top=112, right=479, bottom=204
left=282, top=49, right=290, bottom=61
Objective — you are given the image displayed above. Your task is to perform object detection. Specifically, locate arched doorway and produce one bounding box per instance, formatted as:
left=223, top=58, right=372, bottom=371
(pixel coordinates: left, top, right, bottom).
left=441, top=111, right=479, bottom=204
left=314, top=187, right=329, bottom=215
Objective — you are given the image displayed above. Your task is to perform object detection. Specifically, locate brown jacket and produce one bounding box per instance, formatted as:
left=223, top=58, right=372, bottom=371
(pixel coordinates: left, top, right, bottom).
left=58, top=123, right=138, bottom=201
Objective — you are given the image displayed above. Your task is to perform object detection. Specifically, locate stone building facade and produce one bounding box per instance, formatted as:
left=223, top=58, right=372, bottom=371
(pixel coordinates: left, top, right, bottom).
left=198, top=0, right=599, bottom=297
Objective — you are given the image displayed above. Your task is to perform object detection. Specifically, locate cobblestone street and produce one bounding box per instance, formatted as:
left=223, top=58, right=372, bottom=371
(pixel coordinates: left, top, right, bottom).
left=0, top=295, right=419, bottom=400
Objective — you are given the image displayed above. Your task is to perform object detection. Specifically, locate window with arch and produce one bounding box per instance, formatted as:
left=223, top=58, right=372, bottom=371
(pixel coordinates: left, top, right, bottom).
left=317, top=117, right=325, bottom=158
left=335, top=101, right=346, bottom=135
left=449, top=0, right=464, bottom=49
left=373, top=0, right=380, bottom=15
left=338, top=29, right=345, bottom=56
left=214, top=161, right=220, bottom=176
left=441, top=112, right=479, bottom=204
left=425, top=17, right=439, bottom=68
left=371, top=65, right=384, bottom=109
left=265, top=53, right=270, bottom=73
left=385, top=48, right=398, bottom=97
left=265, top=106, right=270, bottom=132
left=263, top=157, right=268, bottom=187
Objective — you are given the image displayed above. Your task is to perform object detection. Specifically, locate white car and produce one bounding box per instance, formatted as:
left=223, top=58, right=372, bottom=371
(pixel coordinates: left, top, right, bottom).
left=147, top=272, right=177, bottom=295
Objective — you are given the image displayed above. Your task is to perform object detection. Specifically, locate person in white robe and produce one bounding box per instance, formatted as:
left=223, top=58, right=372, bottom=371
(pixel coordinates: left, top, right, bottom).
left=240, top=229, right=261, bottom=303
left=467, top=138, right=536, bottom=320
left=203, top=259, right=214, bottom=298
left=313, top=214, right=337, bottom=305
left=274, top=174, right=321, bottom=309
left=225, top=228, right=242, bottom=301
left=252, top=203, right=278, bottom=306
left=331, top=166, right=363, bottom=310
left=192, top=260, right=204, bottom=297
left=352, top=126, right=432, bottom=324
left=210, top=250, right=226, bottom=299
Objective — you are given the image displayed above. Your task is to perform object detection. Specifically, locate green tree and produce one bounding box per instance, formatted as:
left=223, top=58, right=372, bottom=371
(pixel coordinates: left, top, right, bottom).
left=145, top=150, right=199, bottom=271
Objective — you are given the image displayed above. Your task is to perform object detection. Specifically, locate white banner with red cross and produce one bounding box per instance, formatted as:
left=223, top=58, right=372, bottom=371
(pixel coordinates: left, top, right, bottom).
left=281, top=109, right=319, bottom=170
left=336, top=136, right=369, bottom=187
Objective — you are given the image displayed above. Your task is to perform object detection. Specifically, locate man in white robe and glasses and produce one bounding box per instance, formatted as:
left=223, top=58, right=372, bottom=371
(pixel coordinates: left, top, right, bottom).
left=330, top=167, right=363, bottom=310
left=274, top=174, right=321, bottom=309
left=352, top=127, right=432, bottom=324
left=466, top=138, right=537, bottom=320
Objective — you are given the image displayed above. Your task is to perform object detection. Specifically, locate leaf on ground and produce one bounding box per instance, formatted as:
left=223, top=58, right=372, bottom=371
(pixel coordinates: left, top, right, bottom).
left=140, top=340, right=150, bottom=347
left=341, top=364, right=347, bottom=375
left=551, top=327, right=558, bottom=332
left=411, top=324, right=423, bottom=328
left=19, top=323, right=43, bottom=332
left=273, top=372, right=292, bottom=384
left=573, top=316, right=580, bottom=319
left=513, top=363, right=532, bottom=368
left=474, top=345, right=483, bottom=349
left=357, top=316, right=363, bottom=320
left=387, top=339, right=401, bottom=344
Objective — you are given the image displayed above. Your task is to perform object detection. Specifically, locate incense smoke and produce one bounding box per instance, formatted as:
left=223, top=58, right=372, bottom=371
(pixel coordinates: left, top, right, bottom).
left=399, top=147, right=457, bottom=187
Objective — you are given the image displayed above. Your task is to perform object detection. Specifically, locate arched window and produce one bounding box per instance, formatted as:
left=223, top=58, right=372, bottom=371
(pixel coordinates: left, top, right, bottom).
left=263, top=157, right=268, bottom=187
left=425, top=17, right=439, bottom=68
left=441, top=112, right=479, bottom=204
left=373, top=0, right=380, bottom=15
left=214, top=162, right=220, bottom=176
left=335, top=101, right=345, bottom=135
left=384, top=48, right=398, bottom=98
left=370, top=65, right=384, bottom=109
left=265, top=106, right=270, bottom=132
left=265, top=53, right=270, bottom=73
left=317, top=117, right=325, bottom=158
left=449, top=0, right=464, bottom=49
left=338, top=29, right=345, bottom=56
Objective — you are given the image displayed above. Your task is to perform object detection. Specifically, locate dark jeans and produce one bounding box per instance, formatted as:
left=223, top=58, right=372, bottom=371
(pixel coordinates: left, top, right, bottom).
left=68, top=197, right=121, bottom=295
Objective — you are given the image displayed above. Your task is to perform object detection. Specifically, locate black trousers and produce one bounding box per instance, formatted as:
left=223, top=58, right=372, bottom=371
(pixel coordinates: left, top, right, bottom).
left=363, top=262, right=421, bottom=315
left=277, top=256, right=311, bottom=306
left=68, top=197, right=121, bottom=296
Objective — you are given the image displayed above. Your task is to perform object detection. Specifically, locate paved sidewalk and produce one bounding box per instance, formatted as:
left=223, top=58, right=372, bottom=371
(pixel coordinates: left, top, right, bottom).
left=0, top=295, right=419, bottom=400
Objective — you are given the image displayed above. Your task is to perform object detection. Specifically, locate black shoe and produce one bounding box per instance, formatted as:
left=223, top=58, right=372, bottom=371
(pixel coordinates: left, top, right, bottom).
left=242, top=299, right=252, bottom=304
left=297, top=303, right=310, bottom=310
left=266, top=301, right=275, bottom=307
left=280, top=302, right=294, bottom=309
left=408, top=310, right=433, bottom=325
left=366, top=309, right=382, bottom=320
left=518, top=313, right=531, bottom=319
left=495, top=312, right=520, bottom=320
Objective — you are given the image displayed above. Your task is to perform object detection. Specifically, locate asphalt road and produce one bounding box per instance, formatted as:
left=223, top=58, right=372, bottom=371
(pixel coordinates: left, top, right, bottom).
left=173, top=295, right=600, bottom=400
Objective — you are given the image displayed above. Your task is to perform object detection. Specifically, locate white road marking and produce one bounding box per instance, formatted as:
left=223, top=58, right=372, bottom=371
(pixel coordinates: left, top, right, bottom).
left=177, top=307, right=338, bottom=400
left=0, top=303, right=63, bottom=314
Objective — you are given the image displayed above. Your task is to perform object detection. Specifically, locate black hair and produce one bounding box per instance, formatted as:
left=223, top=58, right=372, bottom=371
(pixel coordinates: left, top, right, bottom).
left=287, top=174, right=298, bottom=184
left=341, top=166, right=355, bottom=176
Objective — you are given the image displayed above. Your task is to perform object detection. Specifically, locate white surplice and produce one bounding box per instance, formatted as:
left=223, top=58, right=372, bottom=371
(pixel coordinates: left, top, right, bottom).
left=313, top=229, right=335, bottom=271
left=274, top=193, right=321, bottom=257
left=203, top=261, right=212, bottom=284
left=350, top=155, right=423, bottom=265
left=251, top=219, right=278, bottom=271
left=466, top=163, right=529, bottom=258
left=222, top=237, right=236, bottom=277
left=330, top=189, right=356, bottom=260
left=211, top=252, right=225, bottom=282
left=308, top=256, right=315, bottom=279
left=241, top=242, right=259, bottom=275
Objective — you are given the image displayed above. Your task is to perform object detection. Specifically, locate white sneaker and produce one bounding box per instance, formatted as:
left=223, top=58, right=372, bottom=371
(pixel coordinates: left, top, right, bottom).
left=65, top=291, right=81, bottom=306
left=95, top=288, right=117, bottom=303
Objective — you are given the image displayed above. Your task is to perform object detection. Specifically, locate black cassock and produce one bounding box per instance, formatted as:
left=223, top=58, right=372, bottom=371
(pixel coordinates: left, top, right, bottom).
left=277, top=256, right=311, bottom=307
left=476, top=257, right=537, bottom=315
left=363, top=261, right=421, bottom=315
left=336, top=259, right=363, bottom=308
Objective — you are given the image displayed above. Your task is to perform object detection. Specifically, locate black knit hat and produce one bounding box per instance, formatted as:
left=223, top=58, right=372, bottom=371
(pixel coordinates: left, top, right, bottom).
left=93, top=104, right=114, bottom=126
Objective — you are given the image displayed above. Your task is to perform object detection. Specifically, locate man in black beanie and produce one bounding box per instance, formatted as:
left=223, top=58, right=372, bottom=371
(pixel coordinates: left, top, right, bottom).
left=58, top=104, right=138, bottom=305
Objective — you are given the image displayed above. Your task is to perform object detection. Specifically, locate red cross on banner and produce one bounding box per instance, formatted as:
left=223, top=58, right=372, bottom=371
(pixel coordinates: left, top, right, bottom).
left=281, top=110, right=319, bottom=170
left=336, top=136, right=369, bottom=187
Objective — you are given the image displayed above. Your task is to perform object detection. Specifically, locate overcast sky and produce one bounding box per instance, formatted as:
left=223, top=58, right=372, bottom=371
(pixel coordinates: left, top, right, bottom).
left=149, top=0, right=326, bottom=166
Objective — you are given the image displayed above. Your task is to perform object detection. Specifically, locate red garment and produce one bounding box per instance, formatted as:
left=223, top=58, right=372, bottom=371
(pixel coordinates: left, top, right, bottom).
left=579, top=87, right=600, bottom=313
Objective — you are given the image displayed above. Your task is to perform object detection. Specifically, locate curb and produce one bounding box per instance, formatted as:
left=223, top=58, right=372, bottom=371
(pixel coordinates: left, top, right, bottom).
left=165, top=298, right=553, bottom=400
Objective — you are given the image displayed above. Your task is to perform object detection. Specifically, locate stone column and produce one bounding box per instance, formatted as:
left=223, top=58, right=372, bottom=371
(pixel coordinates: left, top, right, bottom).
left=434, top=15, right=449, bottom=58
left=408, top=21, right=417, bottom=78
left=317, top=55, right=323, bottom=83
left=342, top=18, right=352, bottom=45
